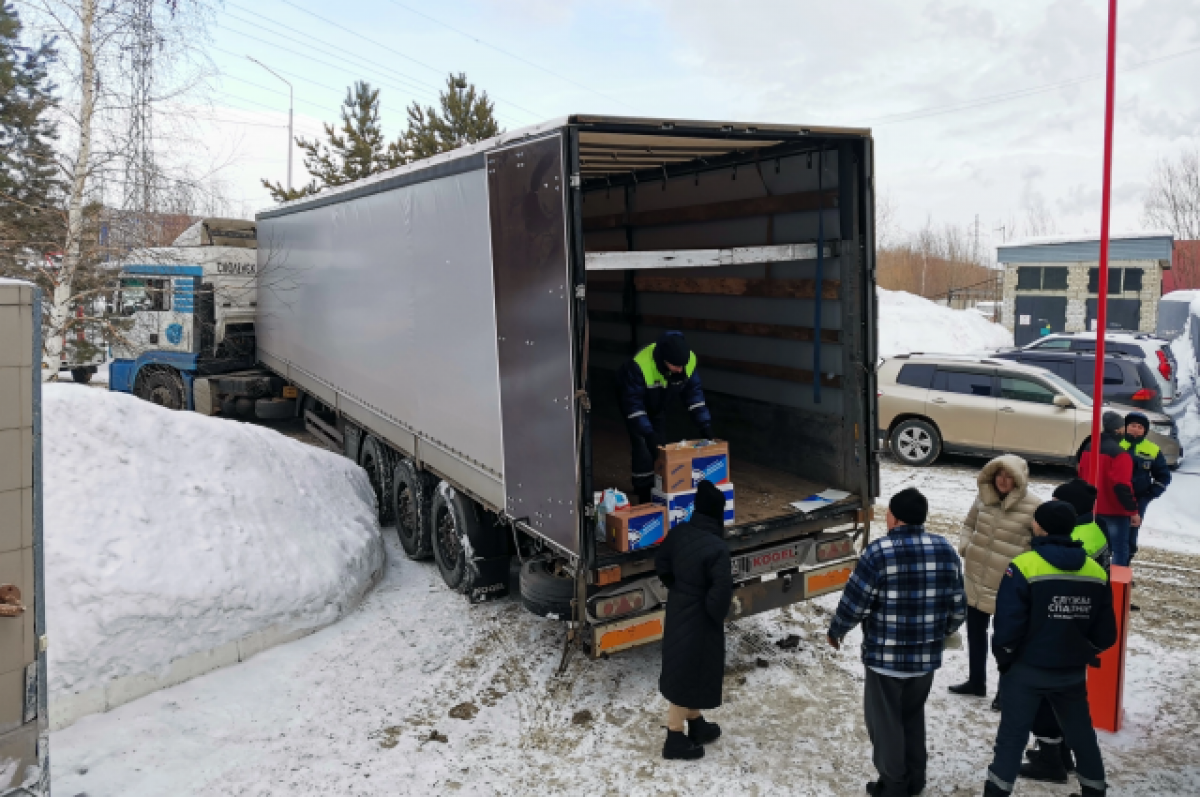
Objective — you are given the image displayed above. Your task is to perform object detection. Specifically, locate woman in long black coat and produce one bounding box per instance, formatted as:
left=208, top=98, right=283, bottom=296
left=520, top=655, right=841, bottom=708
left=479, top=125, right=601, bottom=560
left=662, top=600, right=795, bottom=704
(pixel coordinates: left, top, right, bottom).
left=654, top=479, right=733, bottom=760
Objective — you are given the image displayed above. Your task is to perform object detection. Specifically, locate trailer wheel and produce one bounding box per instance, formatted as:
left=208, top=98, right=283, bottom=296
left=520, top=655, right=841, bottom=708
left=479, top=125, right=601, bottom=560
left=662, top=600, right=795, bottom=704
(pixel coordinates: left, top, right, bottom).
left=392, top=459, right=435, bottom=560
left=359, top=437, right=394, bottom=526
left=135, top=367, right=184, bottom=410
left=518, top=559, right=575, bottom=621
left=70, top=367, right=93, bottom=385
left=430, top=485, right=483, bottom=592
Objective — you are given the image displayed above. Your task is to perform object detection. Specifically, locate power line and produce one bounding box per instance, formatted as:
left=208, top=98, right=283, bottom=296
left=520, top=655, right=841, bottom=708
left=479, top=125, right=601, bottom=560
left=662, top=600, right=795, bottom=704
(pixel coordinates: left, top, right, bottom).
left=383, top=0, right=638, bottom=113
left=212, top=22, right=526, bottom=128
left=866, top=44, right=1200, bottom=126
left=274, top=0, right=546, bottom=122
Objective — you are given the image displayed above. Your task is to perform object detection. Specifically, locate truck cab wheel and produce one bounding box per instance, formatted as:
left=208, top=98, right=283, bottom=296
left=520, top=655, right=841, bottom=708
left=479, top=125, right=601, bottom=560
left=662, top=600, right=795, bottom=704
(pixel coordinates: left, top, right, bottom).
left=889, top=418, right=941, bottom=467
left=518, top=559, right=574, bottom=620
left=392, top=459, right=435, bottom=560
left=70, top=367, right=93, bottom=385
left=359, top=437, right=394, bottom=526
left=136, top=367, right=184, bottom=410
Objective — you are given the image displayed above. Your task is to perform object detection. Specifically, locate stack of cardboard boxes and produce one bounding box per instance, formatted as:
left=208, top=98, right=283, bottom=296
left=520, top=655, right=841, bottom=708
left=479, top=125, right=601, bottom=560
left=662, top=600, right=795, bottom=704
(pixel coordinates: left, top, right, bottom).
left=652, top=440, right=734, bottom=528
left=604, top=439, right=735, bottom=553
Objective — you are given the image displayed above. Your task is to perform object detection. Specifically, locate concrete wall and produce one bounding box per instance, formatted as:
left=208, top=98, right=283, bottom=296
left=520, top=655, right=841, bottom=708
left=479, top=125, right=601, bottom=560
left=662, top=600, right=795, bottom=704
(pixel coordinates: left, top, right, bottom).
left=1001, top=260, right=1164, bottom=335
left=0, top=279, right=47, bottom=796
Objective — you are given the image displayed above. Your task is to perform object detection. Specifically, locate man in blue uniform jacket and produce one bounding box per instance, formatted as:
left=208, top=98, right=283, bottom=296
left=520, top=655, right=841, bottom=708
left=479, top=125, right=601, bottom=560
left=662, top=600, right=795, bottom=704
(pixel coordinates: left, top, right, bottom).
left=982, top=501, right=1118, bottom=797
left=617, top=331, right=712, bottom=504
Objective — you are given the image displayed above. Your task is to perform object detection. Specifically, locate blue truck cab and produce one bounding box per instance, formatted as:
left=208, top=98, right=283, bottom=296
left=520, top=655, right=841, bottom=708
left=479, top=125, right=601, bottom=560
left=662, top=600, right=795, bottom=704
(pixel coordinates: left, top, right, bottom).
left=109, top=218, right=268, bottom=412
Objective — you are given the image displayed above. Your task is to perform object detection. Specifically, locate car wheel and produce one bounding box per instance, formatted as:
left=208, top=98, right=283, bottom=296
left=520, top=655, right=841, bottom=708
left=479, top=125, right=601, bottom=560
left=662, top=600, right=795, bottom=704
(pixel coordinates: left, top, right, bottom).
left=890, top=419, right=941, bottom=467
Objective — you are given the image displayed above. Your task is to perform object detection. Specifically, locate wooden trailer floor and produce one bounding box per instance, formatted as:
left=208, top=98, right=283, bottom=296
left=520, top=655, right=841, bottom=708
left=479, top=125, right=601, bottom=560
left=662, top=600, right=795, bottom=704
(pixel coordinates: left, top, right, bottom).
left=590, top=416, right=828, bottom=526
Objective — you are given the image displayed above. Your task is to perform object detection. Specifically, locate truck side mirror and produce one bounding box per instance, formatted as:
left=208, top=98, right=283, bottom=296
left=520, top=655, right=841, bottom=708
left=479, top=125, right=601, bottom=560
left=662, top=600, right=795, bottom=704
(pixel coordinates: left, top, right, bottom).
left=1053, top=394, right=1073, bottom=409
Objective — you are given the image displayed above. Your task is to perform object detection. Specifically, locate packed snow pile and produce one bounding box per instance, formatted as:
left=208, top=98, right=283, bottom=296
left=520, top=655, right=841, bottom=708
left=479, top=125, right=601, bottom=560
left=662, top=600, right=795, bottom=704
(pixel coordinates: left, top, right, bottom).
left=877, top=287, right=1012, bottom=360
left=43, top=386, right=384, bottom=703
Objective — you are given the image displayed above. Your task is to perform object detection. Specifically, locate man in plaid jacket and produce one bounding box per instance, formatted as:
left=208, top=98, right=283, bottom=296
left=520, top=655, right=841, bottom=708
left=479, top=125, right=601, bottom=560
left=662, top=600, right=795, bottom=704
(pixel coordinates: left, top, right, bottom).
left=827, top=488, right=967, bottom=797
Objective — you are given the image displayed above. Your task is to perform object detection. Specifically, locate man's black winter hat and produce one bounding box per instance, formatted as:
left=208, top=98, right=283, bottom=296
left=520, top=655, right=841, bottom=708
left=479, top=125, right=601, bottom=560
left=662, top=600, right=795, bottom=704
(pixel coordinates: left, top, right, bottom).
left=1034, top=500, right=1078, bottom=536
left=888, top=487, right=928, bottom=526
left=1102, top=411, right=1125, bottom=434
left=694, top=479, right=726, bottom=523
left=1052, top=479, right=1097, bottom=516
left=657, top=333, right=691, bottom=368
left=1124, top=410, right=1150, bottom=432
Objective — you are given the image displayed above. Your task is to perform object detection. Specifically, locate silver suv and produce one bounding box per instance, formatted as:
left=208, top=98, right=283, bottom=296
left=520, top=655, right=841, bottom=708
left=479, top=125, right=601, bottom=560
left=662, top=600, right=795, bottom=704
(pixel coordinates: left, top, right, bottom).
left=877, top=354, right=1182, bottom=468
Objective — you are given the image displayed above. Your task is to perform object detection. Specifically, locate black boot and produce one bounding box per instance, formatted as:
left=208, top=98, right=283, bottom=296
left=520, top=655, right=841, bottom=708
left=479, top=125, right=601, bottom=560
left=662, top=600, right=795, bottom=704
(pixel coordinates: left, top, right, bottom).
left=1019, top=741, right=1069, bottom=783
left=990, top=693, right=1002, bottom=712
left=949, top=681, right=985, bottom=697
left=687, top=714, right=721, bottom=745
left=662, top=729, right=704, bottom=760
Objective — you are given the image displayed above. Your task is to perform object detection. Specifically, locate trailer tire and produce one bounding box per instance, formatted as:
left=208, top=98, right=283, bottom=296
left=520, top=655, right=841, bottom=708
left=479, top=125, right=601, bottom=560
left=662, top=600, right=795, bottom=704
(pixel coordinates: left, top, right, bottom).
left=70, top=367, right=93, bottom=385
left=519, top=559, right=575, bottom=621
left=135, top=367, right=184, bottom=410
left=254, top=397, right=296, bottom=420
left=392, top=459, right=435, bottom=560
left=430, top=485, right=483, bottom=592
left=359, top=437, right=394, bottom=526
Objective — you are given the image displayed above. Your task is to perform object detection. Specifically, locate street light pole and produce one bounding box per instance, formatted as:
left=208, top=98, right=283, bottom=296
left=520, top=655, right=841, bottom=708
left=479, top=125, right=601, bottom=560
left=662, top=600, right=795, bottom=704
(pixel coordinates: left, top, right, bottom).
left=247, top=56, right=293, bottom=192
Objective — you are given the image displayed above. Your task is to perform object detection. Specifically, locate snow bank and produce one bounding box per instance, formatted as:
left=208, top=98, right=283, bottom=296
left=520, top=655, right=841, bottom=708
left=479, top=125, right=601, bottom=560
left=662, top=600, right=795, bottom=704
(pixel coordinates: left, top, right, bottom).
left=876, top=287, right=1013, bottom=360
left=43, top=386, right=384, bottom=724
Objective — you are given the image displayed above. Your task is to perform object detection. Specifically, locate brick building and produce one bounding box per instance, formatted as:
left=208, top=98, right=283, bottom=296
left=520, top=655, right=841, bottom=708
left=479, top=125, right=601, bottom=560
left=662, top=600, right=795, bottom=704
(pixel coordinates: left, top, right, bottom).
left=996, top=232, right=1173, bottom=346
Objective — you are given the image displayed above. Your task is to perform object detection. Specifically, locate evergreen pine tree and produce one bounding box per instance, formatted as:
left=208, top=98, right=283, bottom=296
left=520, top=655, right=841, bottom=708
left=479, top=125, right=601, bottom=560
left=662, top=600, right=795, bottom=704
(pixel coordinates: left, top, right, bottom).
left=262, top=81, right=405, bottom=202
left=262, top=74, right=502, bottom=203
left=0, top=0, right=62, bottom=273
left=404, top=73, right=501, bottom=160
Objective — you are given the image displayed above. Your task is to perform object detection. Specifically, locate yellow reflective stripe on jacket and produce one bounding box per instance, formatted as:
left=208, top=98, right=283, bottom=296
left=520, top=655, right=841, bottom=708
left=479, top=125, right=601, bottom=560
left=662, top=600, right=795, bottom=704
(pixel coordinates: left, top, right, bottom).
left=1011, top=550, right=1109, bottom=584
left=633, top=343, right=697, bottom=388
left=1119, top=438, right=1161, bottom=459
left=1071, top=522, right=1108, bottom=561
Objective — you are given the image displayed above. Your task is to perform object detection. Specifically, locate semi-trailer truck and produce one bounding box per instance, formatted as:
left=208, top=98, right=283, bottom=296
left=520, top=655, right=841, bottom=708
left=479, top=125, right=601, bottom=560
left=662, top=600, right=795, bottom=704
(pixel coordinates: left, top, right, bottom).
left=111, top=114, right=880, bottom=658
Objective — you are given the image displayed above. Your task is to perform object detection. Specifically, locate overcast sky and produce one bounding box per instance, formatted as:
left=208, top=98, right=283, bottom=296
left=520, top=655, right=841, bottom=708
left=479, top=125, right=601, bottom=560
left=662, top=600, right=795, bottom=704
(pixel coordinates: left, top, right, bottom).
left=193, top=0, right=1200, bottom=251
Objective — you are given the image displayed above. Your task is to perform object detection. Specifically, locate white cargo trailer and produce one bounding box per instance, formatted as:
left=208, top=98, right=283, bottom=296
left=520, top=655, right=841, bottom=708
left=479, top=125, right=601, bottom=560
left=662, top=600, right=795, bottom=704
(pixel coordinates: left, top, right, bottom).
left=133, top=115, right=882, bottom=658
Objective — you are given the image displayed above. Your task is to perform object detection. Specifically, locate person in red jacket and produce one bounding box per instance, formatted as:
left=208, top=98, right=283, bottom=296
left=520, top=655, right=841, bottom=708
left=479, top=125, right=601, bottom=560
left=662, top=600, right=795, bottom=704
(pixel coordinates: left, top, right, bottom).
left=1077, top=411, right=1137, bottom=566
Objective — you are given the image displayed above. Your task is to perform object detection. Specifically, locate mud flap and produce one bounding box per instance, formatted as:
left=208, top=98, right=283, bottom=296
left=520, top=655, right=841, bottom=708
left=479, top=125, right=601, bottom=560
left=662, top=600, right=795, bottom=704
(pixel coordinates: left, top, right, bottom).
left=466, top=555, right=512, bottom=604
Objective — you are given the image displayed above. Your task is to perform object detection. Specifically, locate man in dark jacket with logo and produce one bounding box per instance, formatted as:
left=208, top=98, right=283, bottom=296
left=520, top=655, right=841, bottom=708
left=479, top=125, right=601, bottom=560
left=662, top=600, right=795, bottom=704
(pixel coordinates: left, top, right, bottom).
left=1021, top=481, right=1110, bottom=784
left=618, top=331, right=712, bottom=504
left=1120, top=410, right=1171, bottom=561
left=655, top=480, right=732, bottom=761
left=1078, top=411, right=1138, bottom=566
left=827, top=488, right=966, bottom=797
left=982, top=501, right=1117, bottom=797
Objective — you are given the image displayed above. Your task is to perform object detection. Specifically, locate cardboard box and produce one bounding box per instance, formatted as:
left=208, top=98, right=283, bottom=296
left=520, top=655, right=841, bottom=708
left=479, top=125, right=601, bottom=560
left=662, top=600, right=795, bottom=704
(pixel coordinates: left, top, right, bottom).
left=653, top=483, right=736, bottom=528
left=606, top=504, right=670, bottom=553
left=654, top=440, right=730, bottom=493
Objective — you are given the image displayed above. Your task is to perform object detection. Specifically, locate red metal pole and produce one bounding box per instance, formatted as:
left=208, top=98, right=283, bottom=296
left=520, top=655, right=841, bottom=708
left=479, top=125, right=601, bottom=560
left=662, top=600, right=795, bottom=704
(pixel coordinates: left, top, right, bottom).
left=1090, top=0, right=1119, bottom=485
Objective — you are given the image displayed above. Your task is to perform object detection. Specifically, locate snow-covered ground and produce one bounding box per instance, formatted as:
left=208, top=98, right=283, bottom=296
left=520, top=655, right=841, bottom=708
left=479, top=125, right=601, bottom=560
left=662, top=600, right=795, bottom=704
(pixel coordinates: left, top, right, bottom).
left=49, top=528, right=1200, bottom=796
left=44, top=386, right=383, bottom=719
left=876, top=287, right=1013, bottom=360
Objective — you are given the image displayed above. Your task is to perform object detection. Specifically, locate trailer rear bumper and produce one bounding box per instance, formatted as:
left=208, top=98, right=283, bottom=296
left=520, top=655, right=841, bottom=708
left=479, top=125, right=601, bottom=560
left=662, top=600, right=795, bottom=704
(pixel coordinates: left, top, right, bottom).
left=588, top=557, right=857, bottom=657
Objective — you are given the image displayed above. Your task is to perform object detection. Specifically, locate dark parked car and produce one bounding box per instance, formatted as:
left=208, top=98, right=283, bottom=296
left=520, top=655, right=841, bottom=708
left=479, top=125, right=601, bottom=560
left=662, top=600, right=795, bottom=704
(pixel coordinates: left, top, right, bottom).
left=991, top=349, right=1164, bottom=413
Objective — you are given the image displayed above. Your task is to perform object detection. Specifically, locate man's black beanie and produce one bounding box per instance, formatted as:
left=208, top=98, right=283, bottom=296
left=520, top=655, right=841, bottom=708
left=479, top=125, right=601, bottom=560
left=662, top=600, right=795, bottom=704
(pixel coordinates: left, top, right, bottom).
left=889, top=487, right=928, bottom=526
left=1034, top=500, right=1078, bottom=537
left=694, top=479, right=726, bottom=523
left=1124, top=411, right=1150, bottom=432
left=1052, top=479, right=1097, bottom=516
left=1103, top=411, right=1124, bottom=434
left=657, top=333, right=690, bottom=368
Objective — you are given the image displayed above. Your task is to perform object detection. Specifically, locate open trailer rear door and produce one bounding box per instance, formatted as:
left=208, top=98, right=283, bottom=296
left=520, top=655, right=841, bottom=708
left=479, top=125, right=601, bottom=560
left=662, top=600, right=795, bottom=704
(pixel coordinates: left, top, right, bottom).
left=488, top=133, right=581, bottom=559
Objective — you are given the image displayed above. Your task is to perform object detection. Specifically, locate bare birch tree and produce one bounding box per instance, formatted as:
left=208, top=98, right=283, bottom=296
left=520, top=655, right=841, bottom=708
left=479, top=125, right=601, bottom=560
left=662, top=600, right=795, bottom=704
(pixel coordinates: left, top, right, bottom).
left=1143, top=147, right=1200, bottom=240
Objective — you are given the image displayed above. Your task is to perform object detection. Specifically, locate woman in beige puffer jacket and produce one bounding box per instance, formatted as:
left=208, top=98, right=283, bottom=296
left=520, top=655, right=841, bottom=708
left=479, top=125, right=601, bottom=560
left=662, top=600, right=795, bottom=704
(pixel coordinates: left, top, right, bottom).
left=948, top=454, right=1042, bottom=702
